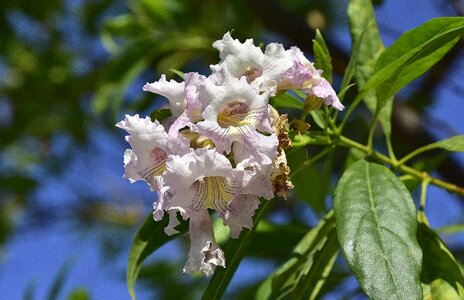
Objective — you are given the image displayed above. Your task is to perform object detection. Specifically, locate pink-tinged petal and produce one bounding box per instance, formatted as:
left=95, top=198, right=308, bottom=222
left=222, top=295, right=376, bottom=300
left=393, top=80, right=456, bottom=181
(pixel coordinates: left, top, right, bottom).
left=194, top=76, right=274, bottom=154
left=143, top=75, right=186, bottom=118
left=116, top=114, right=169, bottom=188
left=312, top=78, right=345, bottom=111
left=183, top=210, right=225, bottom=276
left=222, top=195, right=260, bottom=238
left=234, top=157, right=274, bottom=199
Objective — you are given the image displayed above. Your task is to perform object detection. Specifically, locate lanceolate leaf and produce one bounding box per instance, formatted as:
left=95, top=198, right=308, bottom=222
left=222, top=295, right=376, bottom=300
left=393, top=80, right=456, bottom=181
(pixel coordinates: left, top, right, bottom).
left=313, top=29, right=333, bottom=84
left=127, top=212, right=188, bottom=300
left=256, top=210, right=338, bottom=300
left=334, top=160, right=422, bottom=300
left=363, top=17, right=464, bottom=109
left=270, top=92, right=304, bottom=110
left=417, top=216, right=464, bottom=299
left=419, top=135, right=464, bottom=153
left=347, top=0, right=393, bottom=139
left=374, top=17, right=464, bottom=105
left=201, top=201, right=270, bottom=300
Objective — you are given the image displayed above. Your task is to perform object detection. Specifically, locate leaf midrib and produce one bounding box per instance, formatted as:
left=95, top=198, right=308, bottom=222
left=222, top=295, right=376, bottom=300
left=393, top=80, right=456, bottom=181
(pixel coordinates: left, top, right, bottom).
left=365, top=163, right=400, bottom=298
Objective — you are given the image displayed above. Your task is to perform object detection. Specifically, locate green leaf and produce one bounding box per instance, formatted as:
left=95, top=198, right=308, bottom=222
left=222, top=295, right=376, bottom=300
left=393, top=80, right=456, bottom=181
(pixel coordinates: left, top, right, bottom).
left=334, top=160, right=423, bottom=300
left=168, top=68, right=185, bottom=79
left=127, top=212, right=188, bottom=300
left=150, top=108, right=172, bottom=122
left=288, top=229, right=339, bottom=300
left=287, top=147, right=330, bottom=213
left=256, top=210, right=337, bottom=300
left=270, top=92, right=303, bottom=110
left=419, top=135, right=464, bottom=153
left=374, top=18, right=464, bottom=105
left=348, top=0, right=393, bottom=140
left=309, top=110, right=326, bottom=129
left=67, top=288, right=90, bottom=300
left=417, top=218, right=464, bottom=299
left=313, top=29, right=332, bottom=84
left=202, top=201, right=270, bottom=300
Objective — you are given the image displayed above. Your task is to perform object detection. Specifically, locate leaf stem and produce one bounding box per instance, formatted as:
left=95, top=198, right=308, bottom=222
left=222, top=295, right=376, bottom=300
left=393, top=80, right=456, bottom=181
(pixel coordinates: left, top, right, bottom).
left=419, top=178, right=430, bottom=213
left=332, top=135, right=464, bottom=197
left=397, top=144, right=432, bottom=165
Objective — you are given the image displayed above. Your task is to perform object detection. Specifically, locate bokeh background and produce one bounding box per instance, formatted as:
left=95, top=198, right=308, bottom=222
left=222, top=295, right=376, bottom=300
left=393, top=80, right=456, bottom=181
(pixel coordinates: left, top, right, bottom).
left=0, top=0, right=463, bottom=299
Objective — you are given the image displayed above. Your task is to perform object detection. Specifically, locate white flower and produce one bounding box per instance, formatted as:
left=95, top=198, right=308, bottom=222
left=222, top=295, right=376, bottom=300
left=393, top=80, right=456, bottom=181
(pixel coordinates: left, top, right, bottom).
left=116, top=114, right=169, bottom=189
left=143, top=75, right=186, bottom=118
left=210, top=32, right=293, bottom=92
left=193, top=76, right=276, bottom=156
left=183, top=210, right=225, bottom=276
left=283, top=47, right=345, bottom=110
left=160, top=148, right=235, bottom=215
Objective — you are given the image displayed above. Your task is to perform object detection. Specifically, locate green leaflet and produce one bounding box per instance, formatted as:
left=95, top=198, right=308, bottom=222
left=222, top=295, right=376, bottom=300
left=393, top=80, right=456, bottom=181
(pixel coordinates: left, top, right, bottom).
left=150, top=108, right=172, bottom=122
left=374, top=17, right=463, bottom=105
left=334, top=160, right=422, bottom=300
left=269, top=92, right=304, bottom=110
left=287, top=147, right=330, bottom=214
left=419, top=135, right=464, bottom=153
left=313, top=29, right=333, bottom=84
left=127, top=212, right=188, bottom=300
left=347, top=0, right=393, bottom=140
left=256, top=210, right=338, bottom=300
left=400, top=135, right=464, bottom=164
left=417, top=215, right=464, bottom=300
left=364, top=17, right=464, bottom=111
left=201, top=201, right=270, bottom=300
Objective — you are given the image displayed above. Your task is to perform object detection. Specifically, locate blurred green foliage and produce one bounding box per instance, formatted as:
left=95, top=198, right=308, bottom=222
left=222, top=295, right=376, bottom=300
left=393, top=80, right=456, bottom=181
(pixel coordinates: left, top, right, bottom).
left=1, top=0, right=463, bottom=299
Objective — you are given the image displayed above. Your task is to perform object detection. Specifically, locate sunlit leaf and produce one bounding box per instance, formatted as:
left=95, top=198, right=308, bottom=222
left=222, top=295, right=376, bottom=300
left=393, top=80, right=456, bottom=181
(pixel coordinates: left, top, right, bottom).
left=374, top=18, right=464, bottom=105
left=127, top=212, right=188, bottom=300
left=313, top=29, right=332, bottom=84
left=348, top=0, right=393, bottom=139
left=418, top=135, right=464, bottom=153
left=334, top=160, right=422, bottom=299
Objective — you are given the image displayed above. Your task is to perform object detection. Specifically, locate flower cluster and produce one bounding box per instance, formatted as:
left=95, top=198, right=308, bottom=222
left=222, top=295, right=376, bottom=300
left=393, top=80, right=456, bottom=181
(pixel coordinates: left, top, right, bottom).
left=117, top=32, right=343, bottom=276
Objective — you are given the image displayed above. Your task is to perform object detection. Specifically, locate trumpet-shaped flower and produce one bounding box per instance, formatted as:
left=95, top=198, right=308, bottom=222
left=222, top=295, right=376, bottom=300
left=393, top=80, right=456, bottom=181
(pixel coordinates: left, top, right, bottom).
left=160, top=148, right=236, bottom=216
left=193, top=76, right=276, bottom=157
left=116, top=114, right=169, bottom=189
left=211, top=32, right=293, bottom=91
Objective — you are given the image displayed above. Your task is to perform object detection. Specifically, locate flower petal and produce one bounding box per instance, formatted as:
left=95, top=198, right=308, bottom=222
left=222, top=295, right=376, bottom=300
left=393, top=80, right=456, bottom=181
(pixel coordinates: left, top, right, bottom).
left=222, top=194, right=260, bottom=238
left=116, top=114, right=169, bottom=188
left=143, top=75, right=186, bottom=118
left=183, top=210, right=225, bottom=276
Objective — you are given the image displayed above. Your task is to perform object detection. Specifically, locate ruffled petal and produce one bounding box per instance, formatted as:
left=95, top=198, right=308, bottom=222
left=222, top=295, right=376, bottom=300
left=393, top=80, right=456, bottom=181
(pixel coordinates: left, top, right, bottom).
left=116, top=114, right=169, bottom=188
left=183, top=210, right=225, bottom=276
left=143, top=75, right=186, bottom=118
left=312, top=77, right=345, bottom=111
left=162, top=149, right=235, bottom=214
left=222, top=194, right=260, bottom=238
left=194, top=76, right=274, bottom=154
